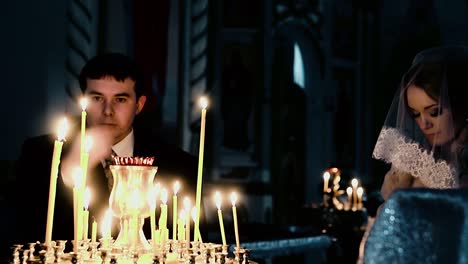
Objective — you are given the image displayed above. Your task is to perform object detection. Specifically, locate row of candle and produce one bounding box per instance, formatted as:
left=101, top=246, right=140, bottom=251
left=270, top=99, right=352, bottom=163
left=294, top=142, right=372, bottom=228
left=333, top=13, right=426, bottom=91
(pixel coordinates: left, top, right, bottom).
left=76, top=185, right=242, bottom=250
left=323, top=168, right=365, bottom=210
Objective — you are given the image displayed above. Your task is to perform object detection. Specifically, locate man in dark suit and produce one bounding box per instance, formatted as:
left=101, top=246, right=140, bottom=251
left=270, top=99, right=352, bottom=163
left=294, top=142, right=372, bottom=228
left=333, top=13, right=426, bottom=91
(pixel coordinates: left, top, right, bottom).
left=14, top=53, right=197, bottom=245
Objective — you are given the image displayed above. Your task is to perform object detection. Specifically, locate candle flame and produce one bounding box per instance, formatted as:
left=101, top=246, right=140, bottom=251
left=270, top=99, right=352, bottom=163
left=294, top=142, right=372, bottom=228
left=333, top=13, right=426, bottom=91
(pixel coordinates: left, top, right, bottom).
left=84, top=187, right=91, bottom=210
left=230, top=192, right=237, bottom=206
left=323, top=172, right=330, bottom=181
left=180, top=209, right=187, bottom=222
left=346, top=187, right=353, bottom=195
left=73, top=168, right=83, bottom=188
left=330, top=167, right=339, bottom=173
left=173, top=181, right=180, bottom=195
left=183, top=197, right=191, bottom=211
left=199, top=96, right=209, bottom=109
left=57, top=117, right=68, bottom=141
left=85, top=136, right=92, bottom=153
left=161, top=188, right=168, bottom=204
left=191, top=207, right=197, bottom=222
left=351, top=178, right=359, bottom=188
left=214, top=191, right=222, bottom=209
left=357, top=186, right=364, bottom=196
left=80, top=97, right=88, bottom=111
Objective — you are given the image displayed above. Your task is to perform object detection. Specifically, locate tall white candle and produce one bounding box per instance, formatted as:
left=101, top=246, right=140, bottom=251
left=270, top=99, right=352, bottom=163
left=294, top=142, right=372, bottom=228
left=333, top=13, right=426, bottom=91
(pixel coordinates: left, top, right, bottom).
left=323, top=171, right=330, bottom=192
left=183, top=197, right=191, bottom=242
left=346, top=187, right=353, bottom=210
left=73, top=169, right=83, bottom=252
left=82, top=188, right=91, bottom=240
left=231, top=192, right=240, bottom=250
left=45, top=118, right=67, bottom=247
left=357, top=187, right=364, bottom=209
left=194, top=97, right=208, bottom=242
left=214, top=191, right=226, bottom=246
left=172, top=181, right=180, bottom=240
left=351, top=178, right=359, bottom=209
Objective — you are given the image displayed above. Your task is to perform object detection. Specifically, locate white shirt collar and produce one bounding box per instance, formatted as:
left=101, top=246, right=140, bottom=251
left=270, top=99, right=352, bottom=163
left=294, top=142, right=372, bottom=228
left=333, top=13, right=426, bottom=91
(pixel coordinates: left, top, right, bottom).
left=112, top=129, right=134, bottom=157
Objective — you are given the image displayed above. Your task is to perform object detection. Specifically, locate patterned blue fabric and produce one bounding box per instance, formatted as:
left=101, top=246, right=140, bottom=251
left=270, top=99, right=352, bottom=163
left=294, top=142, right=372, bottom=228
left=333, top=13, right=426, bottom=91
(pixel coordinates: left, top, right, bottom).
left=364, top=188, right=468, bottom=264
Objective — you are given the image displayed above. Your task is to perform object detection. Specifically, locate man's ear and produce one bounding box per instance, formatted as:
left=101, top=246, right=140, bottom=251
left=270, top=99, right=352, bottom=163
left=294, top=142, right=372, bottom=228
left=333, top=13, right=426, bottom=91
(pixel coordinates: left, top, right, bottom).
left=136, top=95, right=147, bottom=115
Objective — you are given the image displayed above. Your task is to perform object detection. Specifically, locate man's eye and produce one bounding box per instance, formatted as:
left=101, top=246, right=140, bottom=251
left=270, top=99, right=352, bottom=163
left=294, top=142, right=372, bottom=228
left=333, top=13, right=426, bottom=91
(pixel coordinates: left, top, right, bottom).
left=91, top=96, right=103, bottom=102
left=115, top=98, right=127, bottom=103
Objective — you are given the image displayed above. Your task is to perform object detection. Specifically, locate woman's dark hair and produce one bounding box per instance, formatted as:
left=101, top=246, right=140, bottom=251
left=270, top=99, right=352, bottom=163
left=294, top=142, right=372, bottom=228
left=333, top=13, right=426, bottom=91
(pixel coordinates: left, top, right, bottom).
left=402, top=60, right=468, bottom=131
left=79, top=53, right=144, bottom=98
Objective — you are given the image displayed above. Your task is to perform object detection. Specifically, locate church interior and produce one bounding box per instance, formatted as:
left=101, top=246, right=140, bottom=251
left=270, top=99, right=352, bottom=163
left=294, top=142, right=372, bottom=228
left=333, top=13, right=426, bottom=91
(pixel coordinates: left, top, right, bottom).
left=1, top=0, right=468, bottom=263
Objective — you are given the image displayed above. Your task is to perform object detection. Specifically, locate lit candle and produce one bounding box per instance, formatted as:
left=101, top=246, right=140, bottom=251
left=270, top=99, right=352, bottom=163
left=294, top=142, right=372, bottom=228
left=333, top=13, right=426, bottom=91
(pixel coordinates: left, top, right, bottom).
left=194, top=96, right=208, bottom=242
left=82, top=188, right=91, bottom=240
left=191, top=207, right=202, bottom=243
left=73, top=168, right=83, bottom=252
left=79, top=97, right=87, bottom=167
left=351, top=178, right=359, bottom=209
left=159, top=188, right=168, bottom=243
left=91, top=218, right=97, bottom=243
left=159, top=189, right=168, bottom=230
left=183, top=197, right=191, bottom=242
left=45, top=118, right=67, bottom=247
left=323, top=171, right=330, bottom=193
left=172, top=181, right=180, bottom=240
left=214, top=191, right=226, bottom=246
left=81, top=136, right=92, bottom=188
left=231, top=192, right=240, bottom=250
left=177, top=210, right=186, bottom=241
left=346, top=187, right=353, bottom=210
left=149, top=184, right=160, bottom=244
left=357, top=187, right=364, bottom=209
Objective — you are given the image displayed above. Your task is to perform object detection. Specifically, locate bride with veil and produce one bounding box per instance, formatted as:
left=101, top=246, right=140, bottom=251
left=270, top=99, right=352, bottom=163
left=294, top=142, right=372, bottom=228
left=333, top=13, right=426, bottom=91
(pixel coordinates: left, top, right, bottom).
left=358, top=45, right=468, bottom=263
left=375, top=45, right=467, bottom=195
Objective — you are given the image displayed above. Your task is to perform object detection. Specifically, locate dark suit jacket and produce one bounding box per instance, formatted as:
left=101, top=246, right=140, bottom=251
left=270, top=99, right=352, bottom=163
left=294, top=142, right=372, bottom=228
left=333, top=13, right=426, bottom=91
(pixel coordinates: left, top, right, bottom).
left=13, top=126, right=198, bottom=245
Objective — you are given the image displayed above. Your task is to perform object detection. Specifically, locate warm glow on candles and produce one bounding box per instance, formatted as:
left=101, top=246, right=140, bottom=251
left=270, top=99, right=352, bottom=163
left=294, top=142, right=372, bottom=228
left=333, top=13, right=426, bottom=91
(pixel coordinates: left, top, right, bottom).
left=214, top=191, right=227, bottom=246
left=172, top=181, right=180, bottom=240
left=177, top=210, right=186, bottom=241
left=159, top=189, right=168, bottom=230
left=346, top=187, right=353, bottom=210
left=81, top=136, right=92, bottom=188
left=80, top=97, right=88, bottom=111
left=91, top=218, right=97, bottom=243
left=194, top=96, right=208, bottom=242
left=79, top=97, right=87, bottom=162
left=199, top=96, right=209, bottom=109
left=231, top=192, right=240, bottom=250
left=357, top=187, right=364, bottom=209
left=184, top=197, right=191, bottom=242
left=82, top=188, right=91, bottom=240
left=323, top=172, right=330, bottom=192
left=45, top=118, right=68, bottom=247
left=73, top=168, right=83, bottom=252
left=351, top=178, right=359, bottom=208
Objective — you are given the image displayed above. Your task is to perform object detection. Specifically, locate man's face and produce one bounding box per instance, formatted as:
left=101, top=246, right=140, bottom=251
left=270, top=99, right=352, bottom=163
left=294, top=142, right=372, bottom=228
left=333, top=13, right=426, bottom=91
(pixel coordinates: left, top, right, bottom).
left=85, top=76, right=146, bottom=145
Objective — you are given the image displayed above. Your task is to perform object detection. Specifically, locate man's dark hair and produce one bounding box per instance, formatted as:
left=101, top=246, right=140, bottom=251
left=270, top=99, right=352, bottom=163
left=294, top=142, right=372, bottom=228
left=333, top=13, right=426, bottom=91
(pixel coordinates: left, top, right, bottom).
left=79, top=53, right=144, bottom=98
